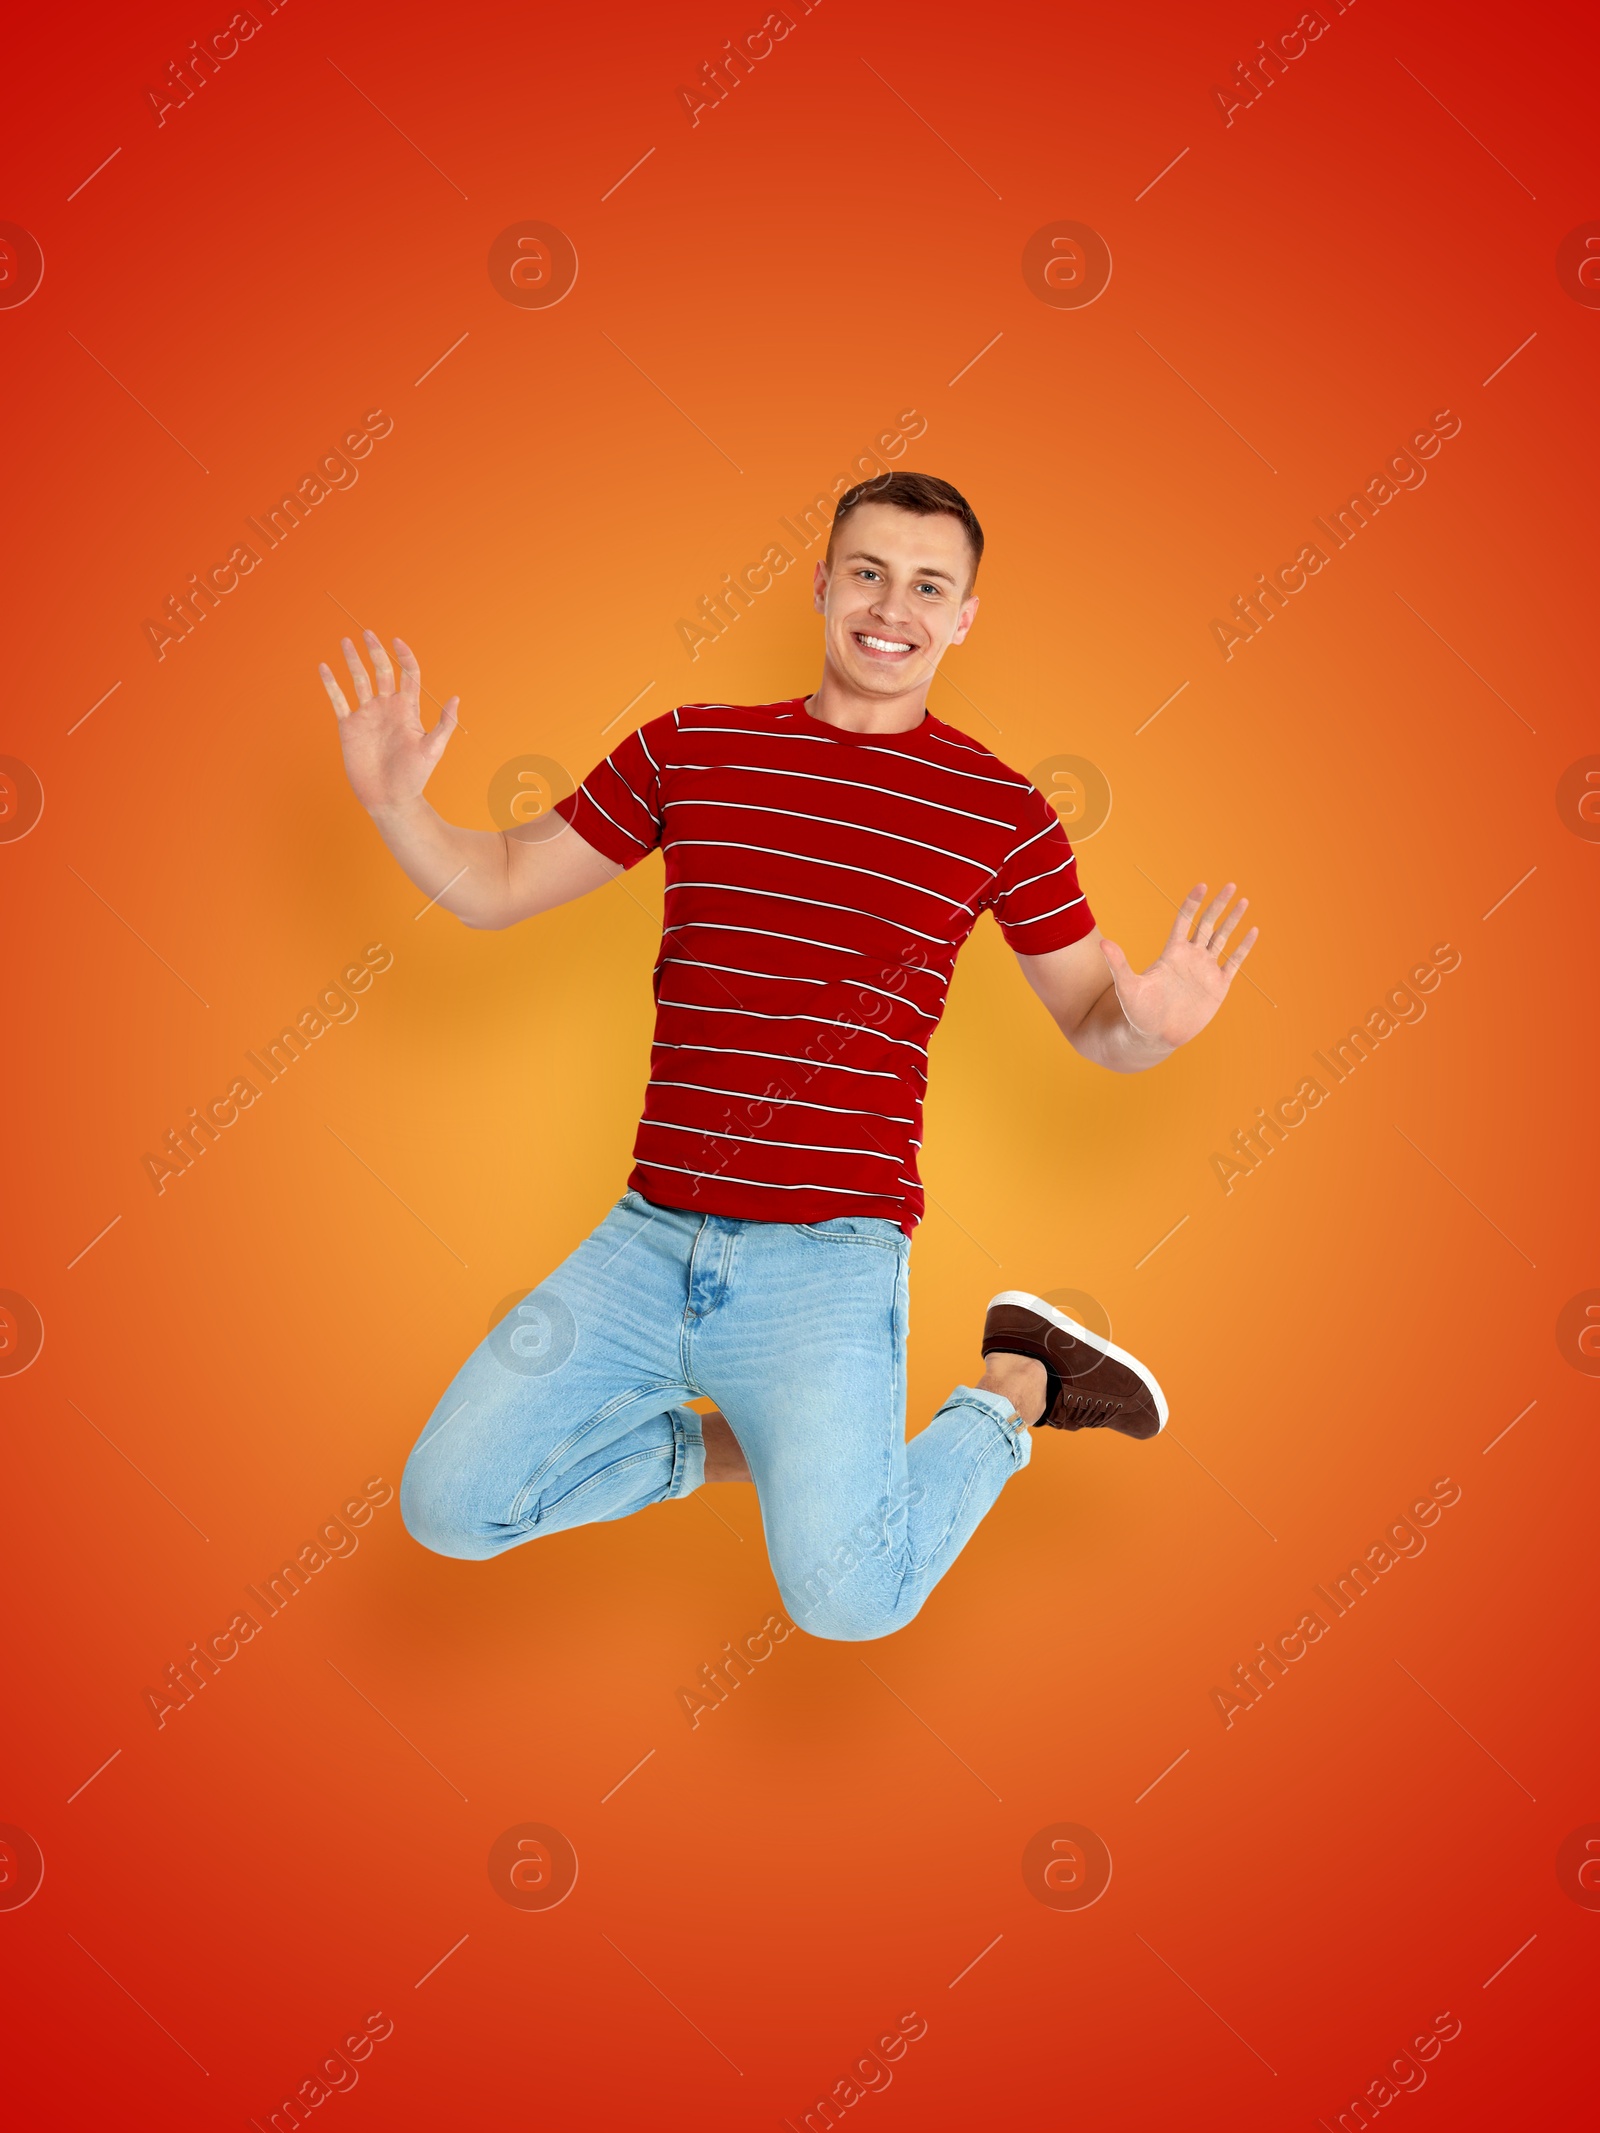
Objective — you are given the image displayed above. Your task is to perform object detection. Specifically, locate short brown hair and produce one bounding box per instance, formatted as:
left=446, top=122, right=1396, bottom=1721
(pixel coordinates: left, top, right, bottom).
left=826, top=469, right=984, bottom=581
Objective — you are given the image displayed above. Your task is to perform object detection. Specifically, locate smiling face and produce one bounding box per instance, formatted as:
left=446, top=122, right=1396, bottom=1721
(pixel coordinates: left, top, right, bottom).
left=813, top=502, right=980, bottom=706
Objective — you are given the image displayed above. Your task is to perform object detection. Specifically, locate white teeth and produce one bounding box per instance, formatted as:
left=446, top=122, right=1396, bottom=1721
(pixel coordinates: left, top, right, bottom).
left=859, top=634, right=912, bottom=653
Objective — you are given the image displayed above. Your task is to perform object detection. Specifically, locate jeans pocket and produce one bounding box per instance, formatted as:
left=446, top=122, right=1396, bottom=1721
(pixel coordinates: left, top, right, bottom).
left=798, top=1215, right=906, bottom=1250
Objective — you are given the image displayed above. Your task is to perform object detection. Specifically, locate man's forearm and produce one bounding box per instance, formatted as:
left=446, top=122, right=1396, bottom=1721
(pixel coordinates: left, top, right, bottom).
left=367, top=795, right=511, bottom=928
left=1065, top=981, right=1175, bottom=1073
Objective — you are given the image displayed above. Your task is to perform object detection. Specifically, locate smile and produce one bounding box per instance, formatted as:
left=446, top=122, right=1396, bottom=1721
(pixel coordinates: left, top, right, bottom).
left=854, top=632, right=915, bottom=656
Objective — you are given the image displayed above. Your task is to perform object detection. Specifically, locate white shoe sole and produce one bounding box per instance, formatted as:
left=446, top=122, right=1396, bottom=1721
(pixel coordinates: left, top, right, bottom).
left=986, top=1289, right=1169, bottom=1432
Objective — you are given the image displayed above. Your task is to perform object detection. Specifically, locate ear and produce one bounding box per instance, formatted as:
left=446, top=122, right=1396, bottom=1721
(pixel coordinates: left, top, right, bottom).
left=951, top=591, right=980, bottom=644
left=812, top=557, right=830, bottom=612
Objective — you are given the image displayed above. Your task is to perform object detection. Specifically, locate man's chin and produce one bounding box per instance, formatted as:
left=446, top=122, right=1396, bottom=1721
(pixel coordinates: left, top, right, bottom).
left=838, top=650, right=934, bottom=697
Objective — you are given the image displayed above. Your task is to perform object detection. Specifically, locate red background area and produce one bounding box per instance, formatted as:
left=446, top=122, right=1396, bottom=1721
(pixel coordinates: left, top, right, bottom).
left=3, top=0, right=1596, bottom=2126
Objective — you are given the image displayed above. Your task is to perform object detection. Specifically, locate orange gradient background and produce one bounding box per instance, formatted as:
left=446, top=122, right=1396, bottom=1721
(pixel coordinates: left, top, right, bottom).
left=4, top=0, right=1597, bottom=2126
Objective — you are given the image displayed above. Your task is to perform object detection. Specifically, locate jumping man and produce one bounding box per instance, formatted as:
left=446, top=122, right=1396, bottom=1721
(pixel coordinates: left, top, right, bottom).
left=318, top=471, right=1258, bottom=1640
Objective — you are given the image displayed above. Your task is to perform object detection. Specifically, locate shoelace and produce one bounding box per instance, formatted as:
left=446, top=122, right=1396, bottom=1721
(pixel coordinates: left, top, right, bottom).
left=1055, top=1391, right=1123, bottom=1428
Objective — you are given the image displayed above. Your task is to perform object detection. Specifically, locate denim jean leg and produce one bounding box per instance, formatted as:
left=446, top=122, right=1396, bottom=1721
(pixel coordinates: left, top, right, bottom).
left=400, top=1193, right=702, bottom=1560
left=668, top=1405, right=707, bottom=1497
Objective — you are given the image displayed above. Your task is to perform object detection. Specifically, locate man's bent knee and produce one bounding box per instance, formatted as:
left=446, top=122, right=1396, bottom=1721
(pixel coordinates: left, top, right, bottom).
left=400, top=1445, right=515, bottom=1562
left=781, top=1583, right=922, bottom=1643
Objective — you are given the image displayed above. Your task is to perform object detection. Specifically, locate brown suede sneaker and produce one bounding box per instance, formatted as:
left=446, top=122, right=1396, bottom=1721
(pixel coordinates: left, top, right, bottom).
left=981, top=1291, right=1168, bottom=1438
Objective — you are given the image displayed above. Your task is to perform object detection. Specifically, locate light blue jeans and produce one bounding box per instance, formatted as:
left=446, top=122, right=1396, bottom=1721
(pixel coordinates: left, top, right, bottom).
left=400, top=1191, right=1031, bottom=1640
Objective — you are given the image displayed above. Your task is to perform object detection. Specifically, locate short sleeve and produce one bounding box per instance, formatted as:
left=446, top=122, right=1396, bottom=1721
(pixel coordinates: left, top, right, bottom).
left=988, top=787, right=1096, bottom=953
left=552, top=711, right=674, bottom=868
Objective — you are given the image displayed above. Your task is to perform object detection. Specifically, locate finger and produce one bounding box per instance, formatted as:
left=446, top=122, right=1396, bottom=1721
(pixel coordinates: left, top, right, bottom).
left=318, top=662, right=352, bottom=719
left=1167, top=884, right=1206, bottom=951
left=340, top=636, right=374, bottom=705
left=1220, top=926, right=1259, bottom=978
left=393, top=635, right=422, bottom=697
left=422, top=697, right=459, bottom=763
left=364, top=629, right=396, bottom=696
left=1196, top=882, right=1236, bottom=944
left=1210, top=896, right=1249, bottom=956
left=1100, top=936, right=1131, bottom=981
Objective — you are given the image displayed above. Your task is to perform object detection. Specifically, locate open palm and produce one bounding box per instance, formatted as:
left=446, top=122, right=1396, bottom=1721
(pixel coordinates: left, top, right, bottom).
left=318, top=631, right=459, bottom=813
left=1101, top=883, right=1258, bottom=1049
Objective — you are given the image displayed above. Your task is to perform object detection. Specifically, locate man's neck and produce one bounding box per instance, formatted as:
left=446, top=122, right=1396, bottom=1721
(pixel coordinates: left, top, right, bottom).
left=804, top=663, right=929, bottom=735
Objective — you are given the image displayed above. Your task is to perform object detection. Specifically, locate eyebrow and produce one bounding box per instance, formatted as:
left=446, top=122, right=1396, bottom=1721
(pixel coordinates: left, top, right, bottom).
left=843, top=549, right=960, bottom=586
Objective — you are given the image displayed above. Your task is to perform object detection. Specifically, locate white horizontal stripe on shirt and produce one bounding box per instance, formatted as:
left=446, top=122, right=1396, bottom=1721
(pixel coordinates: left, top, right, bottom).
left=671, top=760, right=1014, bottom=830
left=662, top=798, right=995, bottom=873
left=648, top=1078, right=915, bottom=1122
left=662, top=880, right=950, bottom=946
left=849, top=980, right=938, bottom=1022
left=633, top=1156, right=903, bottom=1200
left=654, top=998, right=929, bottom=1058
left=681, top=723, right=1032, bottom=792
left=1006, top=854, right=1077, bottom=896
left=1015, top=892, right=1088, bottom=925
left=663, top=920, right=946, bottom=988
left=650, top=1040, right=907, bottom=1082
left=639, top=1117, right=900, bottom=1161
left=999, top=818, right=1059, bottom=872
left=663, top=957, right=826, bottom=986
left=664, top=945, right=937, bottom=1020
left=669, top=841, right=972, bottom=910
left=664, top=919, right=866, bottom=960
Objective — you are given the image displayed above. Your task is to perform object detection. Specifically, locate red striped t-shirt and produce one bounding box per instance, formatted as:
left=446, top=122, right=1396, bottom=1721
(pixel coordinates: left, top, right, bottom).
left=553, top=697, right=1096, bottom=1233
